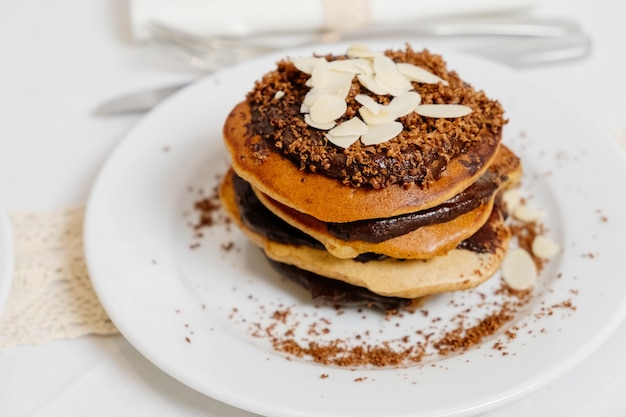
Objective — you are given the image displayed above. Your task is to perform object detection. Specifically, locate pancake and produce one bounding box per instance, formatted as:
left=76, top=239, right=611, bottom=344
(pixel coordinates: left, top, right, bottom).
left=220, top=171, right=511, bottom=299
left=253, top=144, right=521, bottom=259
left=218, top=44, right=516, bottom=309
left=224, top=100, right=502, bottom=222
left=265, top=259, right=429, bottom=311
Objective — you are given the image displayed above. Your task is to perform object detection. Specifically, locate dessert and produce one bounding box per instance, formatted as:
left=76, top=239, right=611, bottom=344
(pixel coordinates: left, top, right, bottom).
left=219, top=44, right=521, bottom=310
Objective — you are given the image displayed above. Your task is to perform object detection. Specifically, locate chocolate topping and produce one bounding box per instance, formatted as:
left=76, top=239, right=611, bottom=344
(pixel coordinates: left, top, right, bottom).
left=246, top=46, right=506, bottom=189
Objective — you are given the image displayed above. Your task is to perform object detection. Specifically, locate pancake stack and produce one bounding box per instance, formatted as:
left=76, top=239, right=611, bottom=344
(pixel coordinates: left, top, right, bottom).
left=219, top=45, right=522, bottom=311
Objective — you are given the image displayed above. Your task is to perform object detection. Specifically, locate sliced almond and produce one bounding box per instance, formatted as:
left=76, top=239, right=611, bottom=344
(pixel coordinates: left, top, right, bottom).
left=531, top=235, right=560, bottom=259
left=415, top=104, right=472, bottom=118
left=301, top=89, right=325, bottom=113
left=357, top=73, right=389, bottom=96
left=513, top=204, right=546, bottom=222
left=293, top=56, right=326, bottom=74
left=326, top=133, right=360, bottom=148
left=396, top=62, right=448, bottom=85
left=309, top=94, right=347, bottom=124
left=325, top=116, right=368, bottom=148
left=346, top=44, right=383, bottom=59
left=373, top=56, right=413, bottom=96
left=360, top=121, right=403, bottom=145
left=501, top=248, right=538, bottom=291
left=501, top=188, right=522, bottom=213
left=388, top=91, right=421, bottom=117
left=328, top=117, right=368, bottom=137
left=359, top=106, right=395, bottom=126
left=327, top=58, right=373, bottom=76
left=355, top=94, right=381, bottom=115
left=306, top=59, right=329, bottom=86
left=311, top=70, right=354, bottom=98
left=304, top=113, right=335, bottom=130
left=274, top=91, right=285, bottom=99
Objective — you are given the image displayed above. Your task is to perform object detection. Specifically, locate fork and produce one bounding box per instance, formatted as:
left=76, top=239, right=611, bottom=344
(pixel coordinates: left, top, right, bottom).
left=145, top=16, right=591, bottom=71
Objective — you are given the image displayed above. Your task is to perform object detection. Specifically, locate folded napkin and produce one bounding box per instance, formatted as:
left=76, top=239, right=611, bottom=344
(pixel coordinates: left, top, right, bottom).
left=130, top=0, right=540, bottom=41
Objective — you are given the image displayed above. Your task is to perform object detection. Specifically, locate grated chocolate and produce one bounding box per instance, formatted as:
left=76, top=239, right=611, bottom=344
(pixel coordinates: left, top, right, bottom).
left=245, top=45, right=506, bottom=189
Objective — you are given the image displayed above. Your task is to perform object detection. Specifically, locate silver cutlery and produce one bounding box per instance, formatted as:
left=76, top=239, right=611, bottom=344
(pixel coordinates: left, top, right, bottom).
left=146, top=15, right=589, bottom=72
left=95, top=16, right=591, bottom=116
left=94, top=82, right=191, bottom=116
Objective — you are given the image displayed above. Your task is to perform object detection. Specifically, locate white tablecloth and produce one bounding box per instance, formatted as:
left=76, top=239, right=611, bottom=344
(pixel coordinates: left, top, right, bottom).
left=1, top=0, right=625, bottom=415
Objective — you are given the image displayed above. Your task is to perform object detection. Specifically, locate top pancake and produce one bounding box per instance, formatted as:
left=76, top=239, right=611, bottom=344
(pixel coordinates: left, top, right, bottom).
left=224, top=101, right=501, bottom=222
left=222, top=46, right=506, bottom=223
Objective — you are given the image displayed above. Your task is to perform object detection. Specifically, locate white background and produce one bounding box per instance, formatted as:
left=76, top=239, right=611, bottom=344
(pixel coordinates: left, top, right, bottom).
left=1, top=0, right=625, bottom=416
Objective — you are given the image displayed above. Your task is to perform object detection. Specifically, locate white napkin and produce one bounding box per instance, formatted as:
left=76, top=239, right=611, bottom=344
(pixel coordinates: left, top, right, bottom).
left=130, top=0, right=540, bottom=41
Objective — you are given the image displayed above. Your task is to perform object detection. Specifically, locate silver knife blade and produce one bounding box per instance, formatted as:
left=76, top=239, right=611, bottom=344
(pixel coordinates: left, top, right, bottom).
left=94, top=82, right=191, bottom=116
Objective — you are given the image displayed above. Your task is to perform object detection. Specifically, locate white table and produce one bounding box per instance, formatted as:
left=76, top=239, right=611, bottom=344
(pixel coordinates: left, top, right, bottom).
left=1, top=0, right=625, bottom=416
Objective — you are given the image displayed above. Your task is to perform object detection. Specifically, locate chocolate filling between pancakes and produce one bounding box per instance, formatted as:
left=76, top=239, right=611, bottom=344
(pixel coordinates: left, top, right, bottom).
left=232, top=172, right=501, bottom=257
left=327, top=169, right=502, bottom=242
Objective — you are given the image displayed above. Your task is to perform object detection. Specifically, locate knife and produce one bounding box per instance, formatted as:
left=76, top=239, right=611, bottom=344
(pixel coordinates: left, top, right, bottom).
left=93, top=82, right=191, bottom=116
left=94, top=32, right=591, bottom=116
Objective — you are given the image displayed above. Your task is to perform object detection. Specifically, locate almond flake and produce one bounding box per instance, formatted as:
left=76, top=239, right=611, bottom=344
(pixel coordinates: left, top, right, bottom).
left=309, top=94, right=347, bottom=124
left=328, top=117, right=368, bottom=137
left=415, top=104, right=472, bottom=118
left=293, top=57, right=326, bottom=74
left=325, top=120, right=365, bottom=147
left=311, top=70, right=354, bottom=98
left=501, top=188, right=522, bottom=213
left=531, top=235, right=560, bottom=259
left=360, top=121, right=403, bottom=145
left=355, top=94, right=381, bottom=115
left=301, top=89, right=324, bottom=113
left=274, top=91, right=285, bottom=99
left=326, top=133, right=361, bottom=148
left=388, top=91, right=421, bottom=117
left=327, top=58, right=373, bottom=76
left=304, top=113, right=335, bottom=130
left=513, top=204, right=546, bottom=222
left=501, top=248, right=538, bottom=291
left=373, top=56, right=413, bottom=96
left=346, top=44, right=383, bottom=59
left=358, top=106, right=396, bottom=126
left=357, top=73, right=389, bottom=96
left=396, top=62, right=448, bottom=85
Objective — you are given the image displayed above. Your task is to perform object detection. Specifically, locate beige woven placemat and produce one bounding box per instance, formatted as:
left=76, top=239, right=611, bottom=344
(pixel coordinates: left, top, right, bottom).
left=0, top=208, right=117, bottom=352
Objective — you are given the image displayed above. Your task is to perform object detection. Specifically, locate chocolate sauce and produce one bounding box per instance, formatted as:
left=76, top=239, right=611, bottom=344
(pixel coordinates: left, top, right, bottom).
left=233, top=173, right=501, bottom=256
left=233, top=171, right=324, bottom=250
left=233, top=173, right=380, bottom=262
left=456, top=208, right=503, bottom=254
left=327, top=170, right=501, bottom=243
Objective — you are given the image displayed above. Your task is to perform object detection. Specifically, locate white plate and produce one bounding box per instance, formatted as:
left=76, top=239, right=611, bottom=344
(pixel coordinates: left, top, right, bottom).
left=0, top=207, right=14, bottom=316
left=85, top=41, right=626, bottom=417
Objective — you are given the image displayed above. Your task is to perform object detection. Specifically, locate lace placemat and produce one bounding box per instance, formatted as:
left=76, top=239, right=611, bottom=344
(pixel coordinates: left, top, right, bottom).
left=0, top=208, right=117, bottom=352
